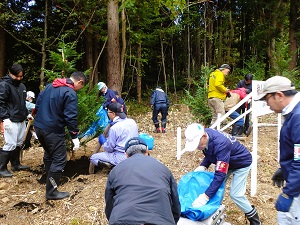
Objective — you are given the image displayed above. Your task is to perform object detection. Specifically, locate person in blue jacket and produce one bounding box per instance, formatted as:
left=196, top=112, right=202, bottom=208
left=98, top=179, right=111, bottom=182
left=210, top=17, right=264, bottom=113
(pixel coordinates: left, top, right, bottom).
left=255, top=76, right=300, bottom=225
left=150, top=86, right=170, bottom=133
left=113, top=91, right=127, bottom=114
left=34, top=71, right=87, bottom=200
left=97, top=82, right=117, bottom=109
left=182, top=123, right=261, bottom=225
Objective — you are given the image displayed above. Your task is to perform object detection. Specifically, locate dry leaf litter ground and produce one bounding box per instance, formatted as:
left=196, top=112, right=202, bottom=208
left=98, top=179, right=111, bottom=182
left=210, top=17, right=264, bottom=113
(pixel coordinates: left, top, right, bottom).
left=0, top=105, right=280, bottom=225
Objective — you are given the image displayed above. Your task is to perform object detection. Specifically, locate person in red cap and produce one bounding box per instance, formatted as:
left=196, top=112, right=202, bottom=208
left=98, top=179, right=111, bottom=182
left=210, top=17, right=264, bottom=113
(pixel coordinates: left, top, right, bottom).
left=182, top=123, right=261, bottom=224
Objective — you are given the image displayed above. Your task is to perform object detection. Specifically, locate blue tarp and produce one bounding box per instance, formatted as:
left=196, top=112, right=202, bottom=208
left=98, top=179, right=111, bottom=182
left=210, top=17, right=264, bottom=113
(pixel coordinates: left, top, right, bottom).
left=79, top=106, right=109, bottom=140
left=178, top=171, right=225, bottom=221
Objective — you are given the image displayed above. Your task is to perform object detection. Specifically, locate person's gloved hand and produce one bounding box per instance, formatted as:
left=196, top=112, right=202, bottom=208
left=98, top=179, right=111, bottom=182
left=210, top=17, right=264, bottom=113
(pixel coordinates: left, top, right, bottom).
left=72, top=138, right=80, bottom=150
left=272, top=168, right=285, bottom=188
left=275, top=193, right=294, bottom=212
left=98, top=134, right=107, bottom=145
left=151, top=105, right=153, bottom=109
left=27, top=114, right=34, bottom=120
left=194, top=166, right=207, bottom=172
left=3, top=119, right=12, bottom=132
left=192, top=193, right=209, bottom=208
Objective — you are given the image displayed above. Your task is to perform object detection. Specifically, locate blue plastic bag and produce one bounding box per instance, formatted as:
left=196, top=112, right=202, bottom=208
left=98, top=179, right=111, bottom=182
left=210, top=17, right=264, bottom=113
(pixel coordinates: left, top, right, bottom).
left=178, top=171, right=225, bottom=221
left=80, top=106, right=109, bottom=139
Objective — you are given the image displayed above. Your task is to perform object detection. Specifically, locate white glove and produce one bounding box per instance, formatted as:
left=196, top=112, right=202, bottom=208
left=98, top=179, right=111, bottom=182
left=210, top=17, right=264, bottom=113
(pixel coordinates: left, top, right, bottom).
left=192, top=193, right=209, bottom=208
left=27, top=114, right=34, bottom=120
left=194, top=166, right=207, bottom=172
left=72, top=138, right=80, bottom=150
left=3, top=119, right=12, bottom=132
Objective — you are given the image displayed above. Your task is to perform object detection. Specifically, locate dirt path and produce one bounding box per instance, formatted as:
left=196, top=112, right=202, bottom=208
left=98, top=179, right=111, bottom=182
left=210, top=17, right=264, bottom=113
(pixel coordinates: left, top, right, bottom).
left=0, top=109, right=280, bottom=224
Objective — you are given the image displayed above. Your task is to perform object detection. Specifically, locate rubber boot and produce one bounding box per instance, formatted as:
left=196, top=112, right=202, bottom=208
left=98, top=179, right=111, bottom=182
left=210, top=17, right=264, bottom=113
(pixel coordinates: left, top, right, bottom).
left=153, top=123, right=160, bottom=133
left=231, top=124, right=242, bottom=137
left=46, top=172, right=70, bottom=200
left=161, top=122, right=166, bottom=133
left=238, top=125, right=244, bottom=136
left=0, top=150, right=13, bottom=177
left=10, top=146, right=30, bottom=171
left=245, top=205, right=262, bottom=225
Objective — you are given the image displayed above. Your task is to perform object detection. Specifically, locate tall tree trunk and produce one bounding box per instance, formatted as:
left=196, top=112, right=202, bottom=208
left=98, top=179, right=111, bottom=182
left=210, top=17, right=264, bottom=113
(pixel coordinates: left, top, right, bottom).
left=92, top=37, right=99, bottom=85
left=187, top=0, right=191, bottom=89
left=40, top=0, right=48, bottom=90
left=120, top=0, right=126, bottom=94
left=85, top=31, right=94, bottom=84
left=137, top=43, right=142, bottom=103
left=0, top=1, right=5, bottom=78
left=107, top=0, right=121, bottom=92
left=288, top=0, right=299, bottom=71
left=160, top=25, right=167, bottom=93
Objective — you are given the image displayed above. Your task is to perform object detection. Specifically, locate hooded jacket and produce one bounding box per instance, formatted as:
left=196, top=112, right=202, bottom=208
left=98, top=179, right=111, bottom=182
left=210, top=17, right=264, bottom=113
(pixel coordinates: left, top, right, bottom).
left=34, top=78, right=79, bottom=138
left=0, top=75, right=27, bottom=122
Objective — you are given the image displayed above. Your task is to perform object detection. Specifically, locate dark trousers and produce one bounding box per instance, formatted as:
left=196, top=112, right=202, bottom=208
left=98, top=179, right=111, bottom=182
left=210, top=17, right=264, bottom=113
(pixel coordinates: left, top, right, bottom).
left=152, top=103, right=168, bottom=124
left=35, top=127, right=67, bottom=173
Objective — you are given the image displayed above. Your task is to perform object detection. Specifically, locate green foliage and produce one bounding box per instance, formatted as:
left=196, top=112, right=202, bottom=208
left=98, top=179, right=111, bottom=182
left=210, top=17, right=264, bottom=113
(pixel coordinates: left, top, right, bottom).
left=44, top=36, right=85, bottom=83
left=183, top=66, right=213, bottom=126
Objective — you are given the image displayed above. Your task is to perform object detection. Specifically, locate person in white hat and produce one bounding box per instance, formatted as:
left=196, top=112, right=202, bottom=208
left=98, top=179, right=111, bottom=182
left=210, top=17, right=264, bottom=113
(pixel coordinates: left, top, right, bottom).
left=182, top=123, right=261, bottom=224
left=97, top=82, right=117, bottom=110
left=255, top=76, right=300, bottom=224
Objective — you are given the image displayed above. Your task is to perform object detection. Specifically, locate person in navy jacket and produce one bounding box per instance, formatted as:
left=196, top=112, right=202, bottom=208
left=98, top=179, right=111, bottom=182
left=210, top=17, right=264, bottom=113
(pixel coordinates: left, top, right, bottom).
left=255, top=76, right=300, bottom=225
left=182, top=123, right=261, bottom=224
left=34, top=71, right=87, bottom=200
left=97, top=82, right=117, bottom=109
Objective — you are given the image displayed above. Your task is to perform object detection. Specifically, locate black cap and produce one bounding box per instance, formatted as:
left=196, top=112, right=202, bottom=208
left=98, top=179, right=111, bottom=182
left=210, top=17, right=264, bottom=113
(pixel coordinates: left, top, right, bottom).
left=124, top=137, right=147, bottom=152
left=107, top=103, right=126, bottom=119
left=219, top=64, right=231, bottom=71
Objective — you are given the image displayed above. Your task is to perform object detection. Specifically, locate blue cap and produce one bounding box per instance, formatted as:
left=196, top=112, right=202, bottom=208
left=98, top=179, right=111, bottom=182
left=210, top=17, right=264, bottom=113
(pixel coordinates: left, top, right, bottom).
left=124, top=137, right=147, bottom=152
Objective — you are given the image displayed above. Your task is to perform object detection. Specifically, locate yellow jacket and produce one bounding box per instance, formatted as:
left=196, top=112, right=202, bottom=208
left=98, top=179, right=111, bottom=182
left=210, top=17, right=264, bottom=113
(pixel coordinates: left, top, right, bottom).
left=208, top=69, right=227, bottom=100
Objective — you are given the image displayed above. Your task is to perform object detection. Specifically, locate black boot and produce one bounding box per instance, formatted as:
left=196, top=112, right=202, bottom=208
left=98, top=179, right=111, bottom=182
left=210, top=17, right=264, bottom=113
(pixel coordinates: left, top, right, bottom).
left=245, top=205, right=261, bottom=225
left=46, top=172, right=70, bottom=200
left=153, top=123, right=160, bottom=133
left=0, top=150, right=13, bottom=177
left=161, top=122, right=166, bottom=133
left=10, top=147, right=30, bottom=171
left=232, top=124, right=242, bottom=137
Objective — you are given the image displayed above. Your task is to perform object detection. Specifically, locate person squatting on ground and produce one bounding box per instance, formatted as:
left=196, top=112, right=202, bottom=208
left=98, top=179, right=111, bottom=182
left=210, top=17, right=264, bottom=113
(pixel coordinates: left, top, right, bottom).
left=208, top=64, right=231, bottom=126
left=150, top=86, right=170, bottom=133
left=34, top=71, right=87, bottom=200
left=97, top=82, right=117, bottom=110
left=255, top=76, right=300, bottom=225
left=0, top=64, right=30, bottom=178
left=105, top=137, right=181, bottom=225
left=23, top=91, right=39, bottom=149
left=224, top=88, right=248, bottom=137
left=90, top=102, right=138, bottom=168
left=236, top=73, right=253, bottom=135
left=182, top=123, right=261, bottom=224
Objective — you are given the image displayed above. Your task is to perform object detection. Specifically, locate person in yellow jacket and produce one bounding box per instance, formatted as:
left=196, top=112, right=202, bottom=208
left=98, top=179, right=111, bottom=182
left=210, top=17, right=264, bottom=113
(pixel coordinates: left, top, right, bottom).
left=208, top=64, right=231, bottom=126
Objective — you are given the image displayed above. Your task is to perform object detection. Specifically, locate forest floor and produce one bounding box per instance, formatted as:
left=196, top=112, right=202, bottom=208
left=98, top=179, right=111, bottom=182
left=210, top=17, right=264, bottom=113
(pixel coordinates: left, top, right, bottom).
left=0, top=104, right=281, bottom=225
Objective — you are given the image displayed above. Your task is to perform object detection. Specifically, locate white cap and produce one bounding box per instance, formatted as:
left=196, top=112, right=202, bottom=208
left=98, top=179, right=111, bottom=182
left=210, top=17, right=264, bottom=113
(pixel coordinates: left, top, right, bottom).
left=97, top=82, right=106, bottom=91
left=182, top=123, right=205, bottom=154
left=27, top=91, right=35, bottom=99
left=255, top=76, right=295, bottom=101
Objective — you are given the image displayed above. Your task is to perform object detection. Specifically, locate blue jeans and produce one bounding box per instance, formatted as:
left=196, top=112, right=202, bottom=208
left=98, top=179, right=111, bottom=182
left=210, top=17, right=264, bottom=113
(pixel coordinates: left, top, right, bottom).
left=229, top=111, right=244, bottom=126
left=224, top=165, right=253, bottom=214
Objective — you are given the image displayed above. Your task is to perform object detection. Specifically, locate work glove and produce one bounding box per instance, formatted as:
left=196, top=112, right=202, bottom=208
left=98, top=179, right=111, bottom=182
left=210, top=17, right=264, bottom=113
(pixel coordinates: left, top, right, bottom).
left=272, top=168, right=285, bottom=188
left=3, top=119, right=12, bottom=132
left=98, top=134, right=107, bottom=145
left=275, top=193, right=293, bottom=212
left=194, top=166, right=207, bottom=172
left=72, top=138, right=80, bottom=150
left=27, top=114, right=34, bottom=120
left=192, top=193, right=209, bottom=208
